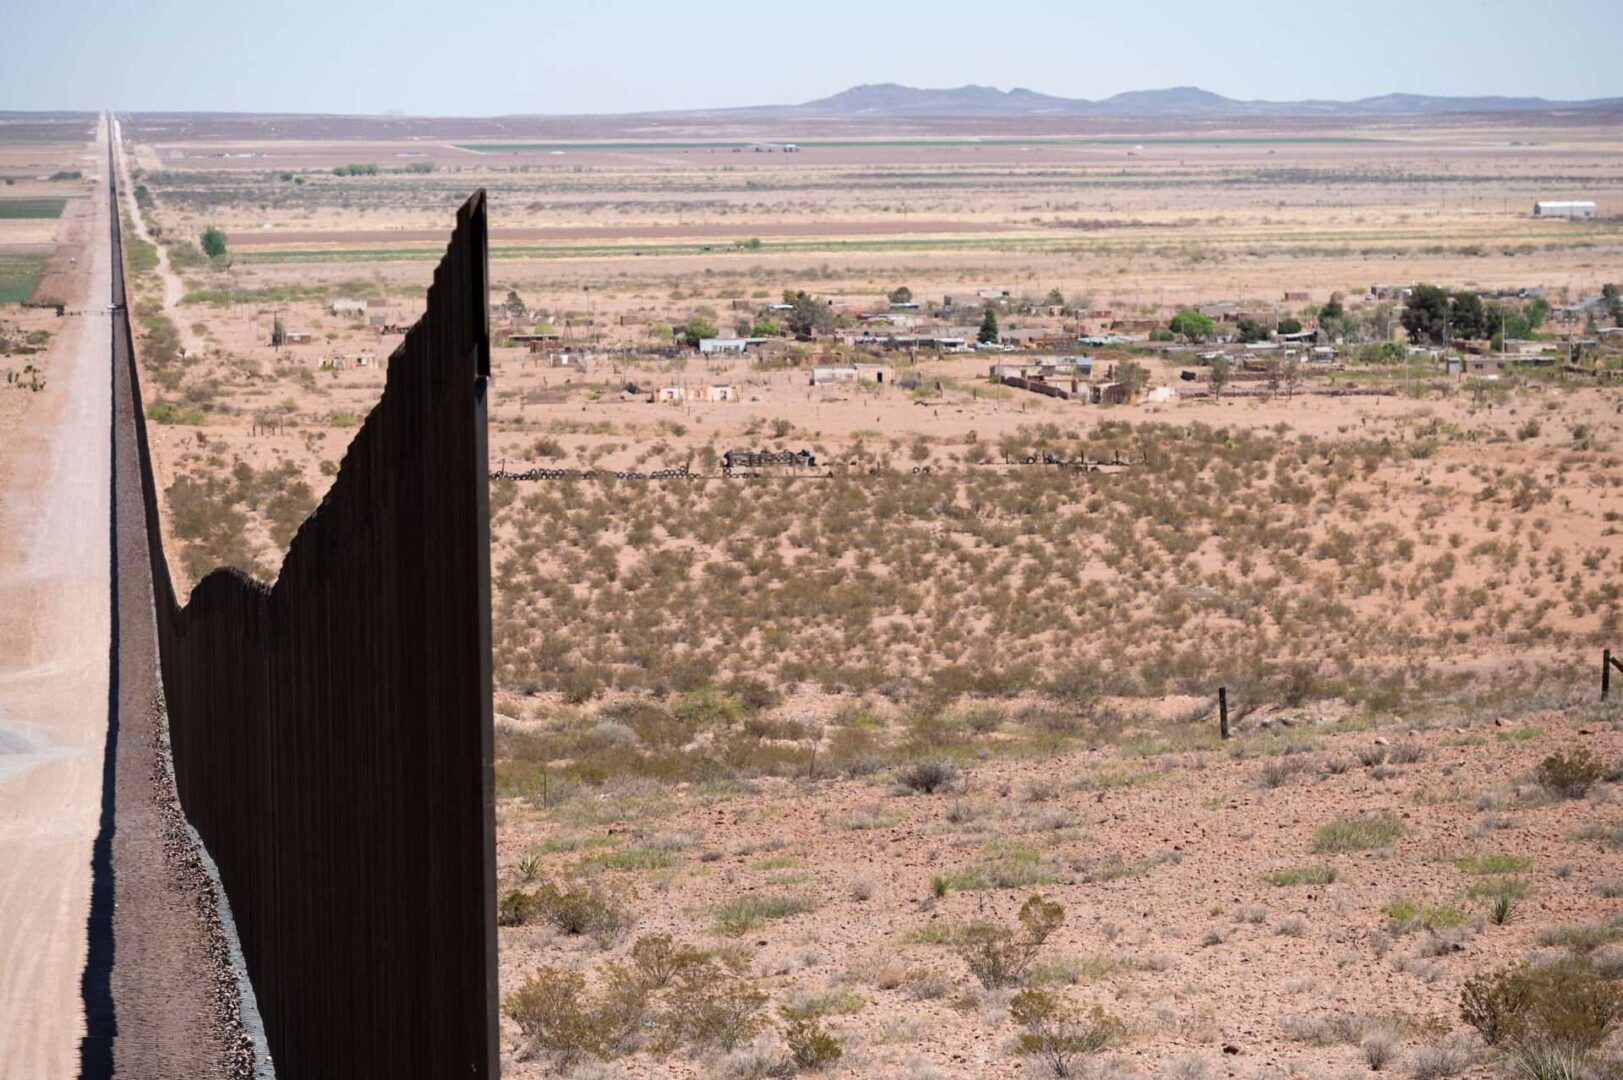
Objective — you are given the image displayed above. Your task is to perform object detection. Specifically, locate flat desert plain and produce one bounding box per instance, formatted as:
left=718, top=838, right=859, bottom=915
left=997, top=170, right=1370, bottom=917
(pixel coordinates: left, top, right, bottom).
left=61, top=109, right=1623, bottom=1076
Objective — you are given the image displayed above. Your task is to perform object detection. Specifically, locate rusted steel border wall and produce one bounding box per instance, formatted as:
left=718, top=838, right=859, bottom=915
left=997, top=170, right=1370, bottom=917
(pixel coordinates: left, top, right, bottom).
left=110, top=134, right=496, bottom=1077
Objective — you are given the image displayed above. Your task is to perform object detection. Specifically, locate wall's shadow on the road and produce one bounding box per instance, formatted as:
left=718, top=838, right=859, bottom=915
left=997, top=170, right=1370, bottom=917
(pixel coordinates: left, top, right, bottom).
left=78, top=307, right=119, bottom=1079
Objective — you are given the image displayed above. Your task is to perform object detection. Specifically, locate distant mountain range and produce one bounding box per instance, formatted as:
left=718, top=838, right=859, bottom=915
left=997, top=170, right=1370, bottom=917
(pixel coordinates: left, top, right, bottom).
left=764, top=83, right=1623, bottom=118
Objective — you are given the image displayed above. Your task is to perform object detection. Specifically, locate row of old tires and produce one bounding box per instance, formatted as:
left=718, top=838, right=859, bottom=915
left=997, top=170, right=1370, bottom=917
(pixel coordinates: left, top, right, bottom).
left=491, top=465, right=694, bottom=482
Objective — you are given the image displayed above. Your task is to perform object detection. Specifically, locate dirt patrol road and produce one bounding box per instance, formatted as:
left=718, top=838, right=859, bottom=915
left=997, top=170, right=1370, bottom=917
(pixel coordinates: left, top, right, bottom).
left=0, top=114, right=113, bottom=1080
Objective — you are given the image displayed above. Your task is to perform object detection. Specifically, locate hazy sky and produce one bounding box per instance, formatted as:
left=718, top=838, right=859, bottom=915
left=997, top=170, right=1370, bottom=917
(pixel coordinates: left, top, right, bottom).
left=4, top=0, right=1619, bottom=115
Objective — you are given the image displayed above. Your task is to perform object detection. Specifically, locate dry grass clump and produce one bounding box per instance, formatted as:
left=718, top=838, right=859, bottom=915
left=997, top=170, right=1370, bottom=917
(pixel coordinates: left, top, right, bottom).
left=1266, top=863, right=1338, bottom=887
left=713, top=892, right=819, bottom=935
left=1313, top=811, right=1404, bottom=853
left=1279, top=1010, right=1411, bottom=1048
left=1407, top=1036, right=1476, bottom=1079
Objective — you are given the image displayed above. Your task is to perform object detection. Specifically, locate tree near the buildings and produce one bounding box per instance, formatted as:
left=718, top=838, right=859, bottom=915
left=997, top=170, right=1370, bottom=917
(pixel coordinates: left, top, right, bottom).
left=1319, top=294, right=1345, bottom=321
left=200, top=226, right=227, bottom=259
left=978, top=307, right=1000, bottom=344
left=784, top=291, right=834, bottom=338
left=1401, top=284, right=1450, bottom=345
left=1236, top=316, right=1270, bottom=343
left=888, top=286, right=912, bottom=305
left=1115, top=360, right=1148, bottom=397
left=1282, top=353, right=1303, bottom=399
left=1448, top=291, right=1488, bottom=340
left=682, top=316, right=718, bottom=348
left=1044, top=288, right=1065, bottom=308
left=1277, top=317, right=1303, bottom=335
left=1169, top=309, right=1216, bottom=342
left=1209, top=354, right=1232, bottom=398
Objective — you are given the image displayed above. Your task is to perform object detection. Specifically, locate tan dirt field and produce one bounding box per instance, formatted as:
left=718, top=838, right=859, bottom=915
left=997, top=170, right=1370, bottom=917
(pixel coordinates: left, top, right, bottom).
left=93, top=107, right=1623, bottom=1078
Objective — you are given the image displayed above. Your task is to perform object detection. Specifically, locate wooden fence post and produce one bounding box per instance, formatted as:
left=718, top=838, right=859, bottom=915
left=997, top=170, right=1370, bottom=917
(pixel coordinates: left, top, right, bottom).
left=1606, top=649, right=1613, bottom=702
left=1219, top=687, right=1230, bottom=740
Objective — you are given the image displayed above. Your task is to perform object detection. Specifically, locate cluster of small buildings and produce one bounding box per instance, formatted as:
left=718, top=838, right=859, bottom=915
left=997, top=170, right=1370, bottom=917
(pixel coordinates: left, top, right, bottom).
left=989, top=358, right=1175, bottom=405
left=649, top=384, right=737, bottom=404
left=808, top=363, right=892, bottom=386
left=331, top=297, right=404, bottom=334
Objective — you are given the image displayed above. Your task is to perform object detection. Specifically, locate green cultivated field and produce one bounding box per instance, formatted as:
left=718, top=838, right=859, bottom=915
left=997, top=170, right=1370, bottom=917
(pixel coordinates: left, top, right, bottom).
left=0, top=254, right=47, bottom=303
left=0, top=197, right=68, bottom=219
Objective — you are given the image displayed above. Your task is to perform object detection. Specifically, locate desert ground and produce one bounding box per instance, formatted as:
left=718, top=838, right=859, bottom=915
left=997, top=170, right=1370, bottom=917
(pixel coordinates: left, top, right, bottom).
left=10, top=107, right=1623, bottom=1077
left=0, top=113, right=112, bottom=1078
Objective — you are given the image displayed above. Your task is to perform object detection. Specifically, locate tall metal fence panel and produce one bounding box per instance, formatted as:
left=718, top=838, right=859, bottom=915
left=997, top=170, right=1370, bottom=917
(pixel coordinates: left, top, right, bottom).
left=110, top=135, right=496, bottom=1077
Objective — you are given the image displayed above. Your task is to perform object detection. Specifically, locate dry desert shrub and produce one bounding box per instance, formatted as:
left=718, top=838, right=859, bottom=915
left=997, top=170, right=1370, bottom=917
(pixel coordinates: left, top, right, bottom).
left=1009, top=988, right=1124, bottom=1079
left=498, top=878, right=633, bottom=945
left=1536, top=749, right=1606, bottom=799
left=896, top=759, right=961, bottom=794
left=1461, top=960, right=1623, bottom=1050
left=1362, top=1030, right=1400, bottom=1070
left=955, top=893, right=1064, bottom=989
left=1408, top=1036, right=1476, bottom=1079
left=504, top=964, right=648, bottom=1067
left=779, top=1007, right=843, bottom=1072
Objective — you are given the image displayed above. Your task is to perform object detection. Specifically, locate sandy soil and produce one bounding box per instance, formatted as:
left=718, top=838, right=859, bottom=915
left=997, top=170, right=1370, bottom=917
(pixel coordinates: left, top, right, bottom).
left=0, top=115, right=111, bottom=1080
left=494, top=703, right=1623, bottom=1078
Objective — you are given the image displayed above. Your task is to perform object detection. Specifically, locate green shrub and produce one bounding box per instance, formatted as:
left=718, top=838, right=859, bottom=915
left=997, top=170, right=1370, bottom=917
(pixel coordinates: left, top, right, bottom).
left=498, top=888, right=541, bottom=926
left=503, top=879, right=633, bottom=940
left=1313, top=812, right=1404, bottom=853
left=1537, top=749, right=1605, bottom=799
left=503, top=964, right=647, bottom=1066
left=956, top=894, right=1064, bottom=988
left=655, top=968, right=767, bottom=1052
left=1383, top=897, right=1469, bottom=934
left=1461, top=960, right=1623, bottom=1050
left=629, top=933, right=710, bottom=989
left=781, top=1010, right=843, bottom=1071
left=1009, top=989, right=1123, bottom=1077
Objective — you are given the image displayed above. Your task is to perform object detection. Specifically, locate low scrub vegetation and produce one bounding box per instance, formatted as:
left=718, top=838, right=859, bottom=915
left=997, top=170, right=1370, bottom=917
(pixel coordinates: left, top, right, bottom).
left=1536, top=748, right=1606, bottom=799
left=1314, top=812, right=1405, bottom=853
left=1460, top=959, right=1623, bottom=1075
left=955, top=894, right=1064, bottom=988
left=1267, top=863, right=1338, bottom=887
left=713, top=892, right=818, bottom=935
left=504, top=933, right=765, bottom=1068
